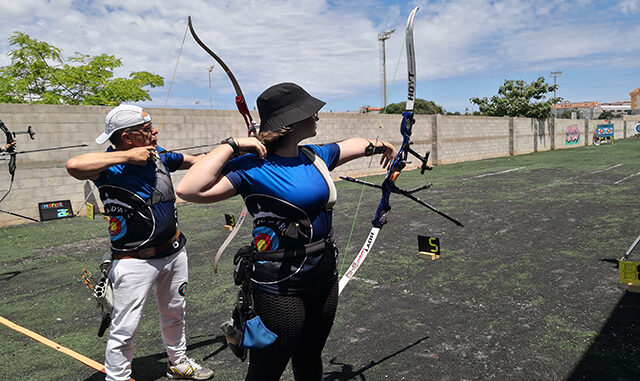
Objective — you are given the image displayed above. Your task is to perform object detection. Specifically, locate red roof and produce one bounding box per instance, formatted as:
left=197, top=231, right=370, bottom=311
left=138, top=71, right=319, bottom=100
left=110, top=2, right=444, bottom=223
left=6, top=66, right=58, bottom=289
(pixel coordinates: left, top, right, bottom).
left=555, top=101, right=599, bottom=109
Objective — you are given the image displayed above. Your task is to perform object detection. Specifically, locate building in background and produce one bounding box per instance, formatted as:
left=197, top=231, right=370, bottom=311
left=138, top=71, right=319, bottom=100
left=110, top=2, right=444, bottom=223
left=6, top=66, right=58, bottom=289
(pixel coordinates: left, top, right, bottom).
left=359, top=106, right=383, bottom=113
left=600, top=100, right=631, bottom=115
left=631, top=88, right=640, bottom=115
left=554, top=101, right=601, bottom=119
left=555, top=99, right=632, bottom=119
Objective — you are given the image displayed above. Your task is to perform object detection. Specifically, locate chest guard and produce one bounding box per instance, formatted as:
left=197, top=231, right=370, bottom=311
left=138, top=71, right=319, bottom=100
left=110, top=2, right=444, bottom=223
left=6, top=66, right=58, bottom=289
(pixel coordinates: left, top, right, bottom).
left=99, top=155, right=177, bottom=252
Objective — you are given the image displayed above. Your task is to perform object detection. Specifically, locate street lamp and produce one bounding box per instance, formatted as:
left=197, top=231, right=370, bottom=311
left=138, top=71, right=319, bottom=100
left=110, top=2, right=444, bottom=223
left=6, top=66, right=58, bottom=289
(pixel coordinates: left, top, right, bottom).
left=208, top=64, right=215, bottom=109
left=550, top=71, right=562, bottom=118
left=378, top=29, right=395, bottom=110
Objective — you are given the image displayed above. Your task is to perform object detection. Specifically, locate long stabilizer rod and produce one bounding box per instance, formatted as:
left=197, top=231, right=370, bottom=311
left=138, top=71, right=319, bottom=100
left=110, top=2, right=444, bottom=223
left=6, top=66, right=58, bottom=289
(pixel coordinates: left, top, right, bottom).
left=621, top=232, right=640, bottom=261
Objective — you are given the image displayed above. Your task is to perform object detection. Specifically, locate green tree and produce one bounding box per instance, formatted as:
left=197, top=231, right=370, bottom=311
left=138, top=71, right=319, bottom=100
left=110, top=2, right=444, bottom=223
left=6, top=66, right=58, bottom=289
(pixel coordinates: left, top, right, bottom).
left=385, top=98, right=445, bottom=114
left=598, top=110, right=615, bottom=120
left=557, top=109, right=580, bottom=119
left=0, top=32, right=163, bottom=105
left=469, top=76, right=562, bottom=119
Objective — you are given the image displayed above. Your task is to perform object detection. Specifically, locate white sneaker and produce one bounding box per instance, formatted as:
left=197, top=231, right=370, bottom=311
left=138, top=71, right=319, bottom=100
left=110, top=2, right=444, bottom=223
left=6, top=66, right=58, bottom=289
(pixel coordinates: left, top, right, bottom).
left=166, top=357, right=214, bottom=380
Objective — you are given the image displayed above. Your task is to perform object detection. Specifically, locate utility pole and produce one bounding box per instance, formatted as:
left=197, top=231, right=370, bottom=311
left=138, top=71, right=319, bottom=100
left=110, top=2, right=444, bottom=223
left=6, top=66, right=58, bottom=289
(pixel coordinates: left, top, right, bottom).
left=378, top=29, right=395, bottom=110
left=208, top=64, right=215, bottom=109
left=550, top=71, right=562, bottom=118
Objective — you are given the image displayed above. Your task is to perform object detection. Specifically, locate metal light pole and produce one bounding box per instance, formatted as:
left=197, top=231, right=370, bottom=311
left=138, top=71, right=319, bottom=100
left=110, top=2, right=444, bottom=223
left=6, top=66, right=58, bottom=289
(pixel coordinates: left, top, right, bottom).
left=550, top=71, right=562, bottom=118
left=208, top=64, right=215, bottom=109
left=378, top=29, right=395, bottom=110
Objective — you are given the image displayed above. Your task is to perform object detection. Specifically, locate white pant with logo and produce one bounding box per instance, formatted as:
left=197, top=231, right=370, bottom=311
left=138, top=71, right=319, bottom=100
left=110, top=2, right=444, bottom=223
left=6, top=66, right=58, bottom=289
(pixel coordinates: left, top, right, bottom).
left=105, top=247, right=189, bottom=381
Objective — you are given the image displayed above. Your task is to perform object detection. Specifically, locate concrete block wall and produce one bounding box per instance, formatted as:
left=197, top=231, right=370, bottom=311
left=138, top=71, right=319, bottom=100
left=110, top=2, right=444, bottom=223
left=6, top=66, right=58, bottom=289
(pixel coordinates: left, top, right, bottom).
left=612, top=119, right=626, bottom=140
left=624, top=120, right=639, bottom=137
left=554, top=118, right=587, bottom=149
left=623, top=115, right=640, bottom=138
left=434, top=115, right=510, bottom=164
left=0, top=104, right=109, bottom=225
left=512, top=118, right=553, bottom=154
left=587, top=119, right=598, bottom=144
left=586, top=119, right=624, bottom=144
left=0, top=102, right=634, bottom=226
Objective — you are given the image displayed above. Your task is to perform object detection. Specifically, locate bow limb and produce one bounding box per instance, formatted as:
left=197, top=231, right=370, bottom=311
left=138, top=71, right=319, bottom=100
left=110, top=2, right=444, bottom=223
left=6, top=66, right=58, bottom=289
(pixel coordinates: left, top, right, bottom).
left=187, top=17, right=257, bottom=136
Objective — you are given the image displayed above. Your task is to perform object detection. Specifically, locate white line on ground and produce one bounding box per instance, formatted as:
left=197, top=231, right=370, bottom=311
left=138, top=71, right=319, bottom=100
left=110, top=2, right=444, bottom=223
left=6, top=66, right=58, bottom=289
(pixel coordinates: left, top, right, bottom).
left=587, top=163, right=622, bottom=175
left=471, top=166, right=528, bottom=179
left=557, top=163, right=622, bottom=183
left=614, top=171, right=640, bottom=185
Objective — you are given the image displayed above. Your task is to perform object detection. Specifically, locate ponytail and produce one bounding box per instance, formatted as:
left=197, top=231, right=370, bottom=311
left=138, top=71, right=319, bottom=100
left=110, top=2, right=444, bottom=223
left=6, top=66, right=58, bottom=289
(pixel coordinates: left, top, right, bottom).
left=257, top=125, right=295, bottom=153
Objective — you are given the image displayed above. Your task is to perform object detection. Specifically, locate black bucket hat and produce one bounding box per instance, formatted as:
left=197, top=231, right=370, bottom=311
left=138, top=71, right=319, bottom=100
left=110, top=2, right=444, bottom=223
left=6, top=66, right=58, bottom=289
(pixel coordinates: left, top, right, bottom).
left=257, top=82, right=326, bottom=133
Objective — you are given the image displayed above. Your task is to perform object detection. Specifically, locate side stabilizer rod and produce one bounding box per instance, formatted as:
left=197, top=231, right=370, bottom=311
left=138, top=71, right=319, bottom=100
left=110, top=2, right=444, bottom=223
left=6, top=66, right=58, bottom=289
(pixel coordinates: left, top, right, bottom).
left=340, top=176, right=463, bottom=226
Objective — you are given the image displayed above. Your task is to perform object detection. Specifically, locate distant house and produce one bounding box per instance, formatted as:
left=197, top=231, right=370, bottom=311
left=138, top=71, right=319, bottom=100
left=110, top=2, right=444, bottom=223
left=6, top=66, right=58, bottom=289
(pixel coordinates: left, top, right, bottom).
left=631, top=88, right=640, bottom=115
left=555, top=100, right=631, bottom=118
left=600, top=100, right=631, bottom=116
left=554, top=101, right=601, bottom=119
left=359, top=106, right=383, bottom=114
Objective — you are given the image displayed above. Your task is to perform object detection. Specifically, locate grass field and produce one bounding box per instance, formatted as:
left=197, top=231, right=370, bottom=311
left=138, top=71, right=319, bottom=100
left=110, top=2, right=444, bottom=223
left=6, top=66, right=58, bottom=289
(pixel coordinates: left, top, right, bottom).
left=1, top=138, right=639, bottom=380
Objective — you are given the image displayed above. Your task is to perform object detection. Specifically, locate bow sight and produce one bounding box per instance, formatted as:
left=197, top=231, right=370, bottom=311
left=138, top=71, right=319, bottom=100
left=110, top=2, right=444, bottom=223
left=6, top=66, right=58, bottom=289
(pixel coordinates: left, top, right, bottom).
left=11, top=125, right=36, bottom=140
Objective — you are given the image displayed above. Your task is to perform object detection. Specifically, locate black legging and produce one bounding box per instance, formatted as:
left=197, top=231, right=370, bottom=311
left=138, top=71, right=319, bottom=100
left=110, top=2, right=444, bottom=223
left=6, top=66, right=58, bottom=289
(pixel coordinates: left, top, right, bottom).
left=245, top=279, right=339, bottom=381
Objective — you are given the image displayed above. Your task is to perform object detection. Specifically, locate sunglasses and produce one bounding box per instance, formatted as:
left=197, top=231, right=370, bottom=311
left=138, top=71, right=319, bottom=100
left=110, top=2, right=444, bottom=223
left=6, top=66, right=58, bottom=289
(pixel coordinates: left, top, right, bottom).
left=126, top=123, right=154, bottom=134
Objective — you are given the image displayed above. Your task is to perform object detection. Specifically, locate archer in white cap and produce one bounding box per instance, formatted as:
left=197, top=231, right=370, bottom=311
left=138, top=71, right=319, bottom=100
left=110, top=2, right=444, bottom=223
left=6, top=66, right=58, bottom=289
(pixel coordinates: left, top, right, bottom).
left=65, top=104, right=214, bottom=380
left=96, top=104, right=152, bottom=144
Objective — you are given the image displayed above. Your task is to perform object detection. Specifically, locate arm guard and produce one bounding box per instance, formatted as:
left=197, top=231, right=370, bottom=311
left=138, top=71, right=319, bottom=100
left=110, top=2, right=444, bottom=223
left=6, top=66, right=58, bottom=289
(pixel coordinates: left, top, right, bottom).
left=364, top=141, right=388, bottom=156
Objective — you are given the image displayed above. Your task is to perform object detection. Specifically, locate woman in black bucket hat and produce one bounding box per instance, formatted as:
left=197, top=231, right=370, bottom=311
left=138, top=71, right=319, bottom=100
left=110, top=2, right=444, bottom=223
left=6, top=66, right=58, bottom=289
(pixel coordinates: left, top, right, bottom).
left=177, top=82, right=395, bottom=381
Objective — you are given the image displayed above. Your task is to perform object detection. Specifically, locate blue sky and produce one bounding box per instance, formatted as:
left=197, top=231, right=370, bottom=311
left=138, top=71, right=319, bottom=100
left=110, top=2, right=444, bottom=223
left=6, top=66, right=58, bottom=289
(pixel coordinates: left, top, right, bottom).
left=1, top=0, right=639, bottom=114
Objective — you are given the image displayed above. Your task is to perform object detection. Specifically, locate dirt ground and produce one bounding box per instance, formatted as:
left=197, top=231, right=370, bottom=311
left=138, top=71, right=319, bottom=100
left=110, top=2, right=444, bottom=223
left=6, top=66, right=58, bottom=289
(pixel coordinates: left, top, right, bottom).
left=2, top=141, right=639, bottom=380
left=319, top=148, right=640, bottom=381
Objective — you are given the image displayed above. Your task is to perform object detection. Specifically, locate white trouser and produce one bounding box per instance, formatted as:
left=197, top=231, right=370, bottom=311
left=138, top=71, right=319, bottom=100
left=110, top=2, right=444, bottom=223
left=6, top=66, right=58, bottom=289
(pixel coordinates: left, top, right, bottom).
left=105, top=247, right=189, bottom=381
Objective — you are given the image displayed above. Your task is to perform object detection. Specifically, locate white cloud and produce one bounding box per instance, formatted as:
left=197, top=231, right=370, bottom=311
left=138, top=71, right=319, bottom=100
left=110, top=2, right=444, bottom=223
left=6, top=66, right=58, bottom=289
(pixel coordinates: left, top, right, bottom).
left=618, top=0, right=639, bottom=13
left=0, top=0, right=639, bottom=111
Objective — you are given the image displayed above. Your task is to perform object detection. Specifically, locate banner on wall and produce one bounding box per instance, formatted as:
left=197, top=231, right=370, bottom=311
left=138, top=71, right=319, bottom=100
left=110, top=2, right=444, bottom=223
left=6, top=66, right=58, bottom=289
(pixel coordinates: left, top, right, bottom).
left=565, top=124, right=581, bottom=145
left=594, top=123, right=614, bottom=144
left=38, top=200, right=74, bottom=222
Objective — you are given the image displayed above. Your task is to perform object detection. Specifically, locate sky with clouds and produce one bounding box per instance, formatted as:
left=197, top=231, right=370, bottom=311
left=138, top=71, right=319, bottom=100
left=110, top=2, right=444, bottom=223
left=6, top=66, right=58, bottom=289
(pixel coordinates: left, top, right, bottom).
left=1, top=0, right=639, bottom=113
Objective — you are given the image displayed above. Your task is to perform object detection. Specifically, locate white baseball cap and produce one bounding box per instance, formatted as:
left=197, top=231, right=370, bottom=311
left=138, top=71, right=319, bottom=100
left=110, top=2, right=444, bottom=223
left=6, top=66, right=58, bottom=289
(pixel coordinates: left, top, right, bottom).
left=96, top=105, right=151, bottom=144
